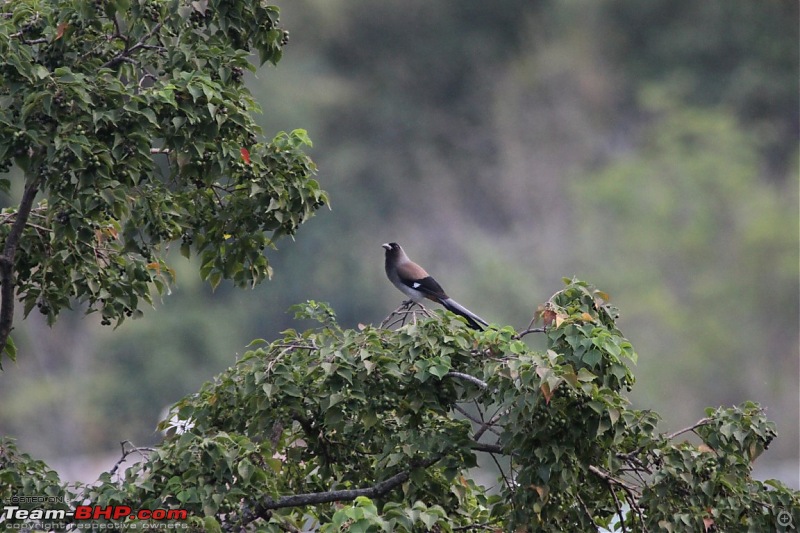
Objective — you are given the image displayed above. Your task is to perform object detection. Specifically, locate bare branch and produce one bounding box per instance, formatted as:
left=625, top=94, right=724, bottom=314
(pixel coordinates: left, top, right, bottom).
left=444, top=371, right=487, bottom=390
left=453, top=405, right=502, bottom=438
left=514, top=326, right=546, bottom=339
left=575, top=491, right=598, bottom=529
left=380, top=301, right=433, bottom=329
left=666, top=417, right=712, bottom=441
left=589, top=465, right=647, bottom=532
left=609, top=485, right=627, bottom=533
left=102, top=21, right=164, bottom=69
left=109, top=440, right=154, bottom=478
left=472, top=407, right=508, bottom=442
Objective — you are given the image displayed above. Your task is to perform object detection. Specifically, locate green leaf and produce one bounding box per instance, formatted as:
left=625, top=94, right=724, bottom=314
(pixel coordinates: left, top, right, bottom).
left=237, top=459, right=253, bottom=483
left=3, top=336, right=16, bottom=363
left=209, top=271, right=222, bottom=291
left=203, top=516, right=222, bottom=533
left=33, top=64, right=49, bottom=80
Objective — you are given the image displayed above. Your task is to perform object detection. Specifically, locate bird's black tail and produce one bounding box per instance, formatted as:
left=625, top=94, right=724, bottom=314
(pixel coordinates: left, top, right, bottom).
left=440, top=297, right=489, bottom=330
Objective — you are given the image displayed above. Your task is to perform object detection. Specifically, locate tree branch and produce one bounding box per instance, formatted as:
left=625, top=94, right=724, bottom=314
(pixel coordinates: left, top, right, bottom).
left=253, top=456, right=440, bottom=515
left=0, top=175, right=42, bottom=352
left=444, top=371, right=487, bottom=390
left=470, top=442, right=504, bottom=454
left=472, top=406, right=508, bottom=443
left=587, top=465, right=639, bottom=495
left=453, top=405, right=502, bottom=439
left=575, top=491, right=598, bottom=530
left=620, top=415, right=714, bottom=461
left=109, top=440, right=155, bottom=478
left=588, top=465, right=646, bottom=531
left=515, top=326, right=546, bottom=339
left=666, top=417, right=712, bottom=440
left=101, top=21, right=164, bottom=69
left=380, top=301, right=433, bottom=329
left=609, top=484, right=627, bottom=533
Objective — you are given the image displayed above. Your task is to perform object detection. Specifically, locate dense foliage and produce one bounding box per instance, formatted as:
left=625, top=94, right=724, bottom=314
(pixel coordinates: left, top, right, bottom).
left=0, top=1, right=796, bottom=531
left=0, top=0, right=325, bottom=364
left=0, top=0, right=794, bottom=473
left=2, top=280, right=798, bottom=531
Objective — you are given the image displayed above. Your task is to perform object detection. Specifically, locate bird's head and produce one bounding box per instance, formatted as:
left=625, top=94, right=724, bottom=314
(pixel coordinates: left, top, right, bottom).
left=382, top=242, right=406, bottom=260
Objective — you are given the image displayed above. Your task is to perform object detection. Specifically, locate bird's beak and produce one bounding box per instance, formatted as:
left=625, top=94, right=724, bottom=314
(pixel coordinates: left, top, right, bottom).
left=381, top=243, right=391, bottom=251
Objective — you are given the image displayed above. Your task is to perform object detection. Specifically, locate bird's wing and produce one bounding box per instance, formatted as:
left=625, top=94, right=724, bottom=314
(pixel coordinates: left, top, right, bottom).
left=396, top=261, right=448, bottom=300
left=404, top=275, right=448, bottom=300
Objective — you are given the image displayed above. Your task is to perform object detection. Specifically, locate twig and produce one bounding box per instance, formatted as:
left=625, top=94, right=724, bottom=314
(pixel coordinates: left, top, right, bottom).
left=575, top=491, right=597, bottom=529
left=515, top=326, right=545, bottom=339
left=101, top=21, right=164, bottom=69
left=472, top=407, right=508, bottom=442
left=453, top=523, right=496, bottom=531
left=620, top=415, right=713, bottom=461
left=380, top=301, right=433, bottom=329
left=453, top=405, right=502, bottom=438
left=0, top=211, right=53, bottom=235
left=25, top=221, right=51, bottom=233
left=139, top=72, right=157, bottom=87
left=110, top=12, right=123, bottom=41
left=666, top=417, right=712, bottom=440
left=488, top=446, right=514, bottom=495
left=589, top=464, right=647, bottom=531
left=109, top=440, right=155, bottom=478
left=609, top=485, right=627, bottom=533
left=523, top=310, right=538, bottom=333
left=588, top=465, right=639, bottom=495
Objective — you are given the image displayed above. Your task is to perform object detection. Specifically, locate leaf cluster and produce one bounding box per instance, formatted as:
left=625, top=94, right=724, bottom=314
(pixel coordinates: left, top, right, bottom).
left=0, top=0, right=326, bottom=364
left=1, top=281, right=797, bottom=531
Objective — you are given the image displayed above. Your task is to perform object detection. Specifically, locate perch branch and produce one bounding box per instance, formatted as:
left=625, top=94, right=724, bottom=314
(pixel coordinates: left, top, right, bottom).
left=380, top=301, right=433, bottom=329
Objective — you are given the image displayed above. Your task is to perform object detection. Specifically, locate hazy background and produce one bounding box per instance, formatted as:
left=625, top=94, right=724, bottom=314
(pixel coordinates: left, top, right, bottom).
left=1, top=0, right=798, bottom=488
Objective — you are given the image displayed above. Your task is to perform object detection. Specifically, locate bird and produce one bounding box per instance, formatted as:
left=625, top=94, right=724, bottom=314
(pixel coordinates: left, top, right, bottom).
left=382, top=242, right=488, bottom=330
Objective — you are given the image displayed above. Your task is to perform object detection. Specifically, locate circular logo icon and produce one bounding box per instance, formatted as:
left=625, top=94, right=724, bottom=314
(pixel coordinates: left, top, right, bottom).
left=777, top=509, right=793, bottom=529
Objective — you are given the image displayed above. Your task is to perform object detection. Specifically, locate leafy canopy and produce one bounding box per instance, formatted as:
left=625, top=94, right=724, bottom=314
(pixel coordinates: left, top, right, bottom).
left=0, top=0, right=326, bottom=365
left=3, top=280, right=796, bottom=532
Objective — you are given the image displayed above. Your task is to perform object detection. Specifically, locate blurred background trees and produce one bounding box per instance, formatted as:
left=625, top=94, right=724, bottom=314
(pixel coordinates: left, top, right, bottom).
left=1, top=0, right=797, bottom=487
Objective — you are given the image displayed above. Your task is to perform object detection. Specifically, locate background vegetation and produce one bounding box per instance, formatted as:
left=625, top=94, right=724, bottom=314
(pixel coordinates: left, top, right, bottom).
left=1, top=0, right=797, bottom=491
